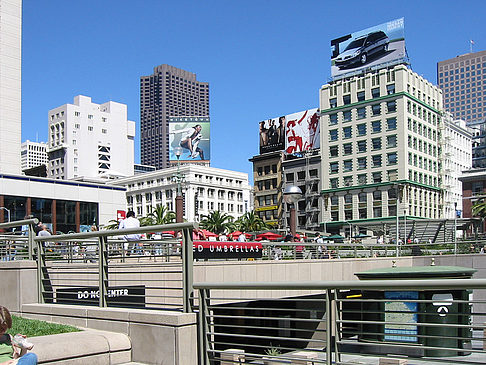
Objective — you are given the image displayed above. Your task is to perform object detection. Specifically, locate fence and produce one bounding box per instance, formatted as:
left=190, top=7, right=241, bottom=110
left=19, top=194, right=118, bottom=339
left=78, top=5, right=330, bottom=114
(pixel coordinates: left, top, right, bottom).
left=194, top=279, right=486, bottom=365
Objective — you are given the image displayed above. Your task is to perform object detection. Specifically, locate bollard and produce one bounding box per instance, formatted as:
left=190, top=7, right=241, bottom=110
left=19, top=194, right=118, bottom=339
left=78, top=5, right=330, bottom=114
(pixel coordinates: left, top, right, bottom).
left=221, top=349, right=245, bottom=364
left=290, top=350, right=318, bottom=364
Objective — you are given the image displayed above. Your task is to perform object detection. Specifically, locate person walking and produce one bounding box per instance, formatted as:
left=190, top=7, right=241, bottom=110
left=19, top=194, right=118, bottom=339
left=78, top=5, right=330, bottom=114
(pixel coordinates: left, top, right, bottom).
left=118, top=211, right=141, bottom=256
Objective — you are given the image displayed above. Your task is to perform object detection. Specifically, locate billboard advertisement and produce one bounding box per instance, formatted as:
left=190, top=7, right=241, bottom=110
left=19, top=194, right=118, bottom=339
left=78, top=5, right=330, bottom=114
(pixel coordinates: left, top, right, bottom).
left=169, top=117, right=210, bottom=162
left=259, top=116, right=286, bottom=154
left=285, top=108, right=320, bottom=154
left=331, top=18, right=406, bottom=79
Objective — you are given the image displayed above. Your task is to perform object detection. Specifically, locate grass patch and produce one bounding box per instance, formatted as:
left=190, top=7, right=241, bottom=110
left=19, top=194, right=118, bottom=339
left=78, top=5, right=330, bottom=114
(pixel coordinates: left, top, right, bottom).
left=7, top=315, right=81, bottom=337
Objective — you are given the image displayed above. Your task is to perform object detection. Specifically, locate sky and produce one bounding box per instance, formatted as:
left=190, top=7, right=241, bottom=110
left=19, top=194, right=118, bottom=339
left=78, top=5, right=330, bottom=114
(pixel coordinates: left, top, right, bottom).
left=22, top=0, right=486, bottom=182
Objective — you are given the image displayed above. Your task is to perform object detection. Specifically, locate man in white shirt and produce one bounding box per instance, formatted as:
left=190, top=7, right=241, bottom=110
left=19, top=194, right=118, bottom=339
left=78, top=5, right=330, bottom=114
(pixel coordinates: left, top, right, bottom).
left=119, top=211, right=141, bottom=255
left=238, top=233, right=246, bottom=242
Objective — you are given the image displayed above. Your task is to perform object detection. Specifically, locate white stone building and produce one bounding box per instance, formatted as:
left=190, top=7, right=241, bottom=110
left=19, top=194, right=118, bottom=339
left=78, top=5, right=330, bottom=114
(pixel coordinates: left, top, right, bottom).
left=112, top=165, right=252, bottom=222
left=47, top=95, right=135, bottom=180
left=0, top=0, right=22, bottom=175
left=21, top=140, right=48, bottom=171
left=441, top=113, right=473, bottom=219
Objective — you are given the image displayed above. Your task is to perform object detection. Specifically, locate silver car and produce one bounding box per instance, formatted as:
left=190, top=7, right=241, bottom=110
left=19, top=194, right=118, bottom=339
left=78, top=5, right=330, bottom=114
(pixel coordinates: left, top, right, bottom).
left=334, top=31, right=389, bottom=68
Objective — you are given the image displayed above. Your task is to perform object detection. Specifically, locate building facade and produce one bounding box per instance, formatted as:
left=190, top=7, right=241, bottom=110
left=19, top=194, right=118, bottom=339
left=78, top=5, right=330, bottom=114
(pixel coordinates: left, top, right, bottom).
left=0, top=0, right=22, bottom=175
left=320, top=64, right=443, bottom=235
left=21, top=140, right=48, bottom=172
left=47, top=95, right=135, bottom=180
left=113, top=165, right=251, bottom=222
left=438, top=50, right=486, bottom=123
left=441, top=113, right=473, bottom=219
left=140, top=64, right=209, bottom=169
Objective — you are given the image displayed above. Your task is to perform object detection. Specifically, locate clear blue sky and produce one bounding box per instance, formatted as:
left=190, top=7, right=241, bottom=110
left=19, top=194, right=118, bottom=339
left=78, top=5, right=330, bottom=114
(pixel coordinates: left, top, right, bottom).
left=22, top=0, right=486, bottom=182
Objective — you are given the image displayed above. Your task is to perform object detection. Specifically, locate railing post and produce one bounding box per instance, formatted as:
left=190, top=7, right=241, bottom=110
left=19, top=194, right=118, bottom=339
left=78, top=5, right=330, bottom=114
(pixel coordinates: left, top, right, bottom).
left=197, top=288, right=210, bottom=365
left=28, top=223, right=35, bottom=260
left=98, top=235, right=109, bottom=307
left=182, top=227, right=194, bottom=313
left=36, top=240, right=45, bottom=304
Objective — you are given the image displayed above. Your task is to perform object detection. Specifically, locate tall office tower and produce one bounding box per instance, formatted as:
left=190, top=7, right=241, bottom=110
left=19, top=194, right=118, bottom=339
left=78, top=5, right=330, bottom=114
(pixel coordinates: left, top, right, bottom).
left=140, top=64, right=209, bottom=169
left=47, top=95, right=135, bottom=180
left=438, top=50, right=486, bottom=122
left=320, top=65, right=443, bottom=236
left=0, top=0, right=22, bottom=175
left=21, top=140, right=48, bottom=171
left=441, top=113, right=472, bottom=219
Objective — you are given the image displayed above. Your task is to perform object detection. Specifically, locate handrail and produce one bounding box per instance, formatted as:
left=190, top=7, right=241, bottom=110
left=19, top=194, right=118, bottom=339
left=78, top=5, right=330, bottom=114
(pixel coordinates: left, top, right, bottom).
left=0, top=218, right=38, bottom=230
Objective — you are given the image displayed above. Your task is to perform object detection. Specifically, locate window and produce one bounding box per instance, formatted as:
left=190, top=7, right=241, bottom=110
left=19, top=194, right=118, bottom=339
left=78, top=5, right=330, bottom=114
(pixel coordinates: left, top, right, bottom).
left=343, top=126, right=352, bottom=139
left=372, top=138, right=382, bottom=150
left=297, top=171, right=305, bottom=180
left=388, top=170, right=398, bottom=181
left=343, top=95, right=351, bottom=105
left=343, top=160, right=353, bottom=172
left=372, top=120, right=381, bottom=133
left=102, top=129, right=107, bottom=134
left=343, top=177, right=353, bottom=187
left=372, top=104, right=381, bottom=115
left=88, top=126, right=93, bottom=131
left=344, top=193, right=353, bottom=202
left=329, top=129, right=338, bottom=141
left=357, top=91, right=365, bottom=101
left=372, top=155, right=382, bottom=167
left=387, top=135, right=397, bottom=148
left=343, top=143, right=352, bottom=155
left=387, top=100, right=396, bottom=113
left=358, top=192, right=367, bottom=202
left=357, top=140, right=367, bottom=153
left=330, top=196, right=339, bottom=205
left=329, top=114, right=338, bottom=125
left=343, top=110, right=352, bottom=122
left=373, top=206, right=382, bottom=218
left=387, top=118, right=397, bottom=130
left=372, top=88, right=380, bottom=98
left=387, top=84, right=395, bottom=95
left=88, top=114, right=93, bottom=119
left=329, top=146, right=339, bottom=157
left=355, top=107, right=366, bottom=119
left=330, top=162, right=339, bottom=174
left=357, top=123, right=366, bottom=136
left=309, top=169, right=318, bottom=177
left=74, top=111, right=80, bottom=117
left=373, top=190, right=382, bottom=201
left=387, top=152, right=397, bottom=165
left=330, top=178, right=338, bottom=188
left=75, top=123, right=80, bottom=129
left=330, top=98, right=337, bottom=108
left=357, top=157, right=367, bottom=169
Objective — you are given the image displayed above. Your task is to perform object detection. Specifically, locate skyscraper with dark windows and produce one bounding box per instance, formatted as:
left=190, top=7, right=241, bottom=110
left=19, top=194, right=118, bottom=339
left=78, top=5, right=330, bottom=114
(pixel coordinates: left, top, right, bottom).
left=437, top=50, right=486, bottom=123
left=140, top=64, right=209, bottom=169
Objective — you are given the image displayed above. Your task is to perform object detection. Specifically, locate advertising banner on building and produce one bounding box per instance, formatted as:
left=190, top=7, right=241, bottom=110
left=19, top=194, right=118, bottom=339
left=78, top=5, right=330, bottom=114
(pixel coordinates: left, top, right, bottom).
left=259, top=116, right=286, bottom=154
left=285, top=108, right=320, bottom=154
left=169, top=117, right=210, bottom=162
left=331, top=18, right=406, bottom=79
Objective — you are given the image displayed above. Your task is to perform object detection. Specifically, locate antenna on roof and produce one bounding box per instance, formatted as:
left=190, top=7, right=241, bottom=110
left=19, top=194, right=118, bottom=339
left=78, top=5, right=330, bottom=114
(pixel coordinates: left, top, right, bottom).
left=470, top=40, right=475, bottom=54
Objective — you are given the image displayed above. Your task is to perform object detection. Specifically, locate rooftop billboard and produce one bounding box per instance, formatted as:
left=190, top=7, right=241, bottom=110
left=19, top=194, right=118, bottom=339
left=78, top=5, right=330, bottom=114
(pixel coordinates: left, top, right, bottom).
left=259, top=108, right=320, bottom=155
left=169, top=117, right=210, bottom=162
left=331, top=18, right=406, bottom=79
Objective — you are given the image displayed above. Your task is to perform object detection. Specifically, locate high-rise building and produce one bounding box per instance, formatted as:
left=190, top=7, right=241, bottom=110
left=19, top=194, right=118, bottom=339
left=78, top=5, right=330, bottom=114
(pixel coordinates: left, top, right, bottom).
left=0, top=0, right=22, bottom=175
left=140, top=64, right=209, bottom=169
left=47, top=95, right=135, bottom=180
left=437, top=50, right=486, bottom=122
left=320, top=64, right=443, bottom=236
left=21, top=140, right=48, bottom=171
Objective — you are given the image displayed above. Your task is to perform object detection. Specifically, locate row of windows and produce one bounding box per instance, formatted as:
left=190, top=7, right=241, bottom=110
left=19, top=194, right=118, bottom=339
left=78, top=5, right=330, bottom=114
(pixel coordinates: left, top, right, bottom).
left=329, top=169, right=397, bottom=188
left=408, top=153, right=438, bottom=172
left=329, top=205, right=439, bottom=221
left=286, top=169, right=318, bottom=181
left=328, top=83, right=395, bottom=108
left=328, top=101, right=396, bottom=125
left=407, top=136, right=438, bottom=157
left=257, top=164, right=277, bottom=176
left=329, top=135, right=397, bottom=156
left=329, top=153, right=397, bottom=174
left=406, top=101, right=439, bottom=125
left=329, top=118, right=397, bottom=141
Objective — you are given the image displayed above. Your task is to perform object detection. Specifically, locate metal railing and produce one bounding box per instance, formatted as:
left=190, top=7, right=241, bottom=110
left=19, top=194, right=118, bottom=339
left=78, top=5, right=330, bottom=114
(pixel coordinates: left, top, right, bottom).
left=0, top=218, right=38, bottom=260
left=33, top=222, right=196, bottom=312
left=194, top=279, right=486, bottom=365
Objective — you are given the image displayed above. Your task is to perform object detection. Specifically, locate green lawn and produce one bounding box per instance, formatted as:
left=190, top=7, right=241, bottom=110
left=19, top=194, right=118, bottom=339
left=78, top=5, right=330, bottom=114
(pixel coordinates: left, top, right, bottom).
left=7, top=315, right=81, bottom=337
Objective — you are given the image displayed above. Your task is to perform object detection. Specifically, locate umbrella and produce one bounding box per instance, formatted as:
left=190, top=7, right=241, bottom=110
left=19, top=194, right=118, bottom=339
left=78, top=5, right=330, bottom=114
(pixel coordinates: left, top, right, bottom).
left=230, top=231, right=252, bottom=239
left=353, top=233, right=371, bottom=239
left=325, top=234, right=344, bottom=240
left=256, top=232, right=283, bottom=241
left=200, top=229, right=218, bottom=237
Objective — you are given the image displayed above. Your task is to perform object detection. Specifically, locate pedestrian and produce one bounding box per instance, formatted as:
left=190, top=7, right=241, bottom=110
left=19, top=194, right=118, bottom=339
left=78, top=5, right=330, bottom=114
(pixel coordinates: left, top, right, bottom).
left=238, top=232, right=246, bottom=242
left=219, top=233, right=227, bottom=241
left=118, top=211, right=141, bottom=256
left=85, top=225, right=98, bottom=263
left=314, top=233, right=325, bottom=258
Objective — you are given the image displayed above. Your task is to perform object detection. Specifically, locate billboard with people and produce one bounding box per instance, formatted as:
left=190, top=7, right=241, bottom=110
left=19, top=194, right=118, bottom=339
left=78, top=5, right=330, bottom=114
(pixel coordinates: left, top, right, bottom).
left=259, top=108, right=320, bottom=155
left=169, top=117, right=210, bottom=162
left=331, top=18, right=406, bottom=79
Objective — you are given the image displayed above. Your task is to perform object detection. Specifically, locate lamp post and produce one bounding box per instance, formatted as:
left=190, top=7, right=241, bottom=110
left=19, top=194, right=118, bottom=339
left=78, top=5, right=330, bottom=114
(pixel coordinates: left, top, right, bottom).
left=173, top=147, right=185, bottom=223
left=283, top=185, right=302, bottom=237
left=0, top=207, right=10, bottom=223
left=454, top=201, right=458, bottom=254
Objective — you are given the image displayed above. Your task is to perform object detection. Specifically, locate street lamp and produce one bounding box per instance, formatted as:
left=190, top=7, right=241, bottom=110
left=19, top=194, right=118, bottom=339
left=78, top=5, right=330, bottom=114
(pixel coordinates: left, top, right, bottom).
left=0, top=207, right=10, bottom=223
left=173, top=147, right=185, bottom=223
left=283, top=185, right=302, bottom=237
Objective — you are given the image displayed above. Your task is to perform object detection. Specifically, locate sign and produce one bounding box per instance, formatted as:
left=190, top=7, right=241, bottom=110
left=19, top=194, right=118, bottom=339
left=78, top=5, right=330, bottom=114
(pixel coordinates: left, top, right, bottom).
left=384, top=291, right=418, bottom=343
left=331, top=18, right=406, bottom=80
left=193, top=240, right=262, bottom=259
left=56, top=285, right=145, bottom=308
left=259, top=116, right=286, bottom=154
left=255, top=205, right=278, bottom=212
left=117, top=210, right=126, bottom=222
left=169, top=116, right=210, bottom=162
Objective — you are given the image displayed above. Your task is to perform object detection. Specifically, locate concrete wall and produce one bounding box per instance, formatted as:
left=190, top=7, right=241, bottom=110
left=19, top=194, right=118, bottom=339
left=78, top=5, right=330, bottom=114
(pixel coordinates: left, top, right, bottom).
left=0, top=260, right=37, bottom=313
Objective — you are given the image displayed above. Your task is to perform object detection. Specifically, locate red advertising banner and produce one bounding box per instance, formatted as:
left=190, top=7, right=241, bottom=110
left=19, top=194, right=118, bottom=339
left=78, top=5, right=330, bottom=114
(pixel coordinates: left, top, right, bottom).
left=117, top=210, right=126, bottom=222
left=193, top=240, right=262, bottom=259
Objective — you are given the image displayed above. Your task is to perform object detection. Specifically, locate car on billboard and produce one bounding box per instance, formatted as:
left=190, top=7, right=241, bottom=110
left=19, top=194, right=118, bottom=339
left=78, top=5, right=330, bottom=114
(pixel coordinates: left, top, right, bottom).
left=334, top=31, right=389, bottom=69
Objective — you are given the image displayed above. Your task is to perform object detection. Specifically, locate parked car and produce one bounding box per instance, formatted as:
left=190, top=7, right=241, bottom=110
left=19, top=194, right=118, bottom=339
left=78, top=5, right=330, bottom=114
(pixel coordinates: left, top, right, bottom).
left=333, top=31, right=389, bottom=68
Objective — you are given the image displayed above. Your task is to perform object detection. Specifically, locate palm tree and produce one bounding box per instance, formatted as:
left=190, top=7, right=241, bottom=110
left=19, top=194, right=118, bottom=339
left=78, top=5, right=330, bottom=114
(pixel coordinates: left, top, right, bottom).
left=102, top=219, right=120, bottom=230
left=199, top=210, right=234, bottom=234
left=472, top=199, right=486, bottom=218
left=234, top=211, right=269, bottom=232
left=143, top=205, right=176, bottom=226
